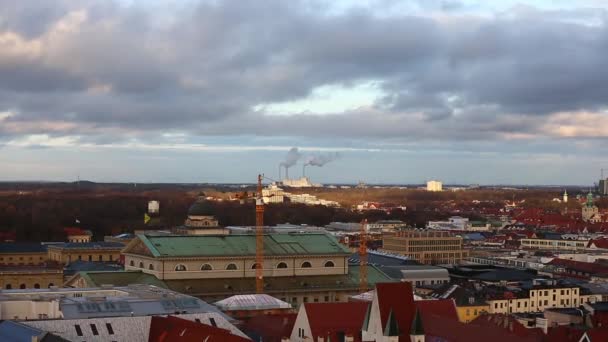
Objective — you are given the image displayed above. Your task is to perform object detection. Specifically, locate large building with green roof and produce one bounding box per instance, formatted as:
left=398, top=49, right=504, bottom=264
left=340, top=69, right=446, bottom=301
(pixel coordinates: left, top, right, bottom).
left=67, top=233, right=395, bottom=305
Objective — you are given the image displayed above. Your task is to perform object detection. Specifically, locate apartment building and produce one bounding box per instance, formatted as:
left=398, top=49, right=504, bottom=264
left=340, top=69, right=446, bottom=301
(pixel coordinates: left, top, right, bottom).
left=487, top=284, right=601, bottom=315
left=520, top=238, right=589, bottom=251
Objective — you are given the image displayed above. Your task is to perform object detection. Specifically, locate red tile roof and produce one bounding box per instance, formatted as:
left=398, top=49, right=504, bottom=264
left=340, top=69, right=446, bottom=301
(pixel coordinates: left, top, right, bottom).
left=548, top=258, right=608, bottom=275
left=589, top=238, right=608, bottom=249
left=415, top=299, right=458, bottom=321
left=544, top=326, right=584, bottom=342
left=585, top=328, right=608, bottom=341
left=304, top=302, right=369, bottom=342
left=148, top=315, right=249, bottom=342
left=64, top=227, right=89, bottom=236
left=424, top=313, right=542, bottom=342
left=470, top=314, right=544, bottom=340
left=375, top=282, right=416, bottom=338
left=243, top=313, right=297, bottom=342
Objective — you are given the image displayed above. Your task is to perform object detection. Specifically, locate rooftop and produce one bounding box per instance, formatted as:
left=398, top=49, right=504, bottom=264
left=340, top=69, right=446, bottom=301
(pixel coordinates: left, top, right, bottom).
left=214, top=294, right=292, bottom=311
left=48, top=242, right=125, bottom=250
left=0, top=243, right=47, bottom=253
left=77, top=265, right=395, bottom=298
left=135, top=232, right=351, bottom=258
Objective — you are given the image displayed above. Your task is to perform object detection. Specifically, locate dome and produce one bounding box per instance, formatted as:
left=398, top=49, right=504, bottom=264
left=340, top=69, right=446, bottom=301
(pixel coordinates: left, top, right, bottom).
left=187, top=200, right=215, bottom=216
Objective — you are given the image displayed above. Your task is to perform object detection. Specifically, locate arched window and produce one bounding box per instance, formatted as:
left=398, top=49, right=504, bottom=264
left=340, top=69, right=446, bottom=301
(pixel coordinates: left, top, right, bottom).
left=324, top=261, right=335, bottom=267
left=34, top=284, right=40, bottom=289
left=276, top=262, right=288, bottom=269
left=19, top=284, right=26, bottom=289
left=129, top=260, right=135, bottom=267
left=5, top=284, right=11, bottom=289
left=99, top=255, right=103, bottom=261
left=200, top=264, right=213, bottom=271
left=149, top=264, right=154, bottom=270
left=226, top=263, right=238, bottom=270
left=301, top=261, right=312, bottom=268
left=175, top=264, right=187, bottom=271
left=139, top=262, right=144, bottom=268
left=251, top=263, right=260, bottom=269
left=48, top=283, right=54, bottom=288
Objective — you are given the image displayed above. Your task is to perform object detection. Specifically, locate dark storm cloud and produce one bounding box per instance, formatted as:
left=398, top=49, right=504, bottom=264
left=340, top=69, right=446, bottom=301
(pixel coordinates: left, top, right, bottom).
left=1, top=0, right=608, bottom=144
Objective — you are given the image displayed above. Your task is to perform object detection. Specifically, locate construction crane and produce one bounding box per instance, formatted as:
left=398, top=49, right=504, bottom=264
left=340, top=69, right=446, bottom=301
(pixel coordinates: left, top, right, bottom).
left=359, top=219, right=368, bottom=293
left=255, top=174, right=265, bottom=293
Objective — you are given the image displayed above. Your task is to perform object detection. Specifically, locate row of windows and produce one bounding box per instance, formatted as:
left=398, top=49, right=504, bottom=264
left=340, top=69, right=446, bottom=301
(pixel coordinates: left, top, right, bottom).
left=74, top=322, right=114, bottom=337
left=5, top=283, right=54, bottom=289
left=174, top=260, right=334, bottom=271
left=0, top=256, right=45, bottom=261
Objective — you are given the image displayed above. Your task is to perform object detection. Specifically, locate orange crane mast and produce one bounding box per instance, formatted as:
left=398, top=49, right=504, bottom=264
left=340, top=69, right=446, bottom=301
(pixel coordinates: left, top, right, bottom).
left=255, top=174, right=265, bottom=293
left=359, top=219, right=368, bottom=293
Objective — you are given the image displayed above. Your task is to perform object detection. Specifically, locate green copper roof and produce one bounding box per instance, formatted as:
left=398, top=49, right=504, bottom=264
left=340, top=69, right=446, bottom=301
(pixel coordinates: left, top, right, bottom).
left=586, top=191, right=595, bottom=207
left=78, top=271, right=169, bottom=288
left=136, top=233, right=351, bottom=258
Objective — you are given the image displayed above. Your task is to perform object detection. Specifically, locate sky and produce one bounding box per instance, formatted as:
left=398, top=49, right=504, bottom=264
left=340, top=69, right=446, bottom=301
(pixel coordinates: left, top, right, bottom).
left=1, top=0, right=608, bottom=185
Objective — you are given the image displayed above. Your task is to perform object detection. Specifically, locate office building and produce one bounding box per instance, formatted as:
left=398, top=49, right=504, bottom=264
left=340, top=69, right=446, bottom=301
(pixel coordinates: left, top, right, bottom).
left=427, top=180, right=443, bottom=192
left=381, top=230, right=468, bottom=264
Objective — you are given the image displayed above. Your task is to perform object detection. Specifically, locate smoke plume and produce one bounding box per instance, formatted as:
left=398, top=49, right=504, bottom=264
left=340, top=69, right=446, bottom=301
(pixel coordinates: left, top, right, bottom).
left=280, top=147, right=302, bottom=168
left=304, top=152, right=341, bottom=167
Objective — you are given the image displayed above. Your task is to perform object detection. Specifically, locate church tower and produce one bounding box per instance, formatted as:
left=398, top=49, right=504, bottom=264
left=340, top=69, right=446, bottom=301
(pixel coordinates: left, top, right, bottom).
left=563, top=190, right=568, bottom=203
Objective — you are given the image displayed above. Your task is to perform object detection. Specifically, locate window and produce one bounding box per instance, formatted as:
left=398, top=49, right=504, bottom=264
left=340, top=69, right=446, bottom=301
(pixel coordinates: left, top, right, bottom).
left=251, top=263, right=260, bottom=269
left=88, top=255, right=92, bottom=262
left=175, top=264, right=187, bottom=271
left=325, top=296, right=330, bottom=302
left=324, top=261, right=335, bottom=267
left=130, top=260, right=135, bottom=266
left=303, top=297, right=308, bottom=303
left=200, top=264, right=213, bottom=271
left=78, top=255, right=82, bottom=261
left=276, top=262, right=288, bottom=269
left=90, top=324, right=99, bottom=336
left=109, top=255, right=113, bottom=261
left=544, top=300, right=548, bottom=305
left=75, top=325, right=83, bottom=337
left=226, top=263, right=238, bottom=270
left=19, top=284, right=26, bottom=289
left=106, top=323, right=114, bottom=335
left=194, top=319, right=201, bottom=323
left=5, top=284, right=11, bottom=289
left=301, top=261, right=312, bottom=268
left=209, top=318, right=217, bottom=327
left=48, top=283, right=54, bottom=288
left=149, top=264, right=154, bottom=270
left=34, top=284, right=40, bottom=289
left=139, top=262, right=144, bottom=268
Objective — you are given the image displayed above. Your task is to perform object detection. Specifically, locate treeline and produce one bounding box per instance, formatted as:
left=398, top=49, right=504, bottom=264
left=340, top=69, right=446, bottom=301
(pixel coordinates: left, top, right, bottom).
left=0, top=191, right=195, bottom=242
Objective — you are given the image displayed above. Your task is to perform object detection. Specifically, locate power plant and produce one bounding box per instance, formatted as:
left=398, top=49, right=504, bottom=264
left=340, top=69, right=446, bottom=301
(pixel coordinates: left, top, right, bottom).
left=276, top=147, right=340, bottom=188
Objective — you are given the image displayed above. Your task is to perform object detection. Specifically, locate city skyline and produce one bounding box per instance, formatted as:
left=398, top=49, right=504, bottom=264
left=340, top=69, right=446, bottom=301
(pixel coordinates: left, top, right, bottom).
left=2, top=0, right=608, bottom=184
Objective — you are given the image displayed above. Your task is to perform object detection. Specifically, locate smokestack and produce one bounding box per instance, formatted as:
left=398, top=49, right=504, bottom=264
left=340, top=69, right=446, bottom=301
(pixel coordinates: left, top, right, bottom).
left=303, top=164, right=306, bottom=177
left=286, top=167, right=289, bottom=179
left=279, top=164, right=282, bottom=180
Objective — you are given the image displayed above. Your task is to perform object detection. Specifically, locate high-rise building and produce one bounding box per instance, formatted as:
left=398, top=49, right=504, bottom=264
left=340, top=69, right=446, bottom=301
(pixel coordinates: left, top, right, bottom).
left=426, top=180, right=443, bottom=192
left=599, top=179, right=608, bottom=195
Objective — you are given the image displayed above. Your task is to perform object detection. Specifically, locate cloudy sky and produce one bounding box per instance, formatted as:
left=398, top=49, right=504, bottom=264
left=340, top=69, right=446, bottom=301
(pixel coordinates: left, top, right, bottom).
left=1, top=0, right=608, bottom=185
